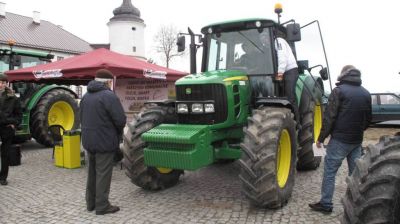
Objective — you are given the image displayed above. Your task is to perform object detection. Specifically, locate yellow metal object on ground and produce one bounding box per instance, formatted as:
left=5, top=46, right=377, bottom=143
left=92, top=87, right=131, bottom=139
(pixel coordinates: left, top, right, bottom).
left=54, top=145, right=64, bottom=167
left=62, top=132, right=81, bottom=169
left=54, top=130, right=81, bottom=169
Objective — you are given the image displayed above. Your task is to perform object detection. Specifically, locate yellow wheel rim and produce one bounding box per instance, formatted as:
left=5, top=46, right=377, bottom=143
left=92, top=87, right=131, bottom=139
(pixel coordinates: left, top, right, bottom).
left=157, top=167, right=173, bottom=174
left=48, top=101, right=75, bottom=130
left=314, top=105, right=322, bottom=142
left=277, top=129, right=291, bottom=188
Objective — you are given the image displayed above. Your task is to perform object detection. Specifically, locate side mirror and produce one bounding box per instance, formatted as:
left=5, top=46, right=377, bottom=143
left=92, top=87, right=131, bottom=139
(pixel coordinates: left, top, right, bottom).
left=319, top=67, right=329, bottom=80
left=46, top=53, right=54, bottom=60
left=297, top=60, right=309, bottom=74
left=286, top=23, right=301, bottom=42
left=177, top=36, right=186, bottom=52
left=12, top=55, right=22, bottom=67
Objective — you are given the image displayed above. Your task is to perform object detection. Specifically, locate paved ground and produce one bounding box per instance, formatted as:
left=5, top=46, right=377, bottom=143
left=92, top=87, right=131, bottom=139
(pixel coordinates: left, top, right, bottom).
left=0, top=127, right=398, bottom=224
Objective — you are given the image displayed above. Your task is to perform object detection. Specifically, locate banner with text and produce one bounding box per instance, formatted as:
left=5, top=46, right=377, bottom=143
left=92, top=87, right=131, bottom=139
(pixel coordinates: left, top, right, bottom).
left=115, top=78, right=175, bottom=122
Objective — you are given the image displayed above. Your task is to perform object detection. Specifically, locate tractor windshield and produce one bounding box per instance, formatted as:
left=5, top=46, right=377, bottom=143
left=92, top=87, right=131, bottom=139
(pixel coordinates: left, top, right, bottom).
left=206, top=28, right=275, bottom=75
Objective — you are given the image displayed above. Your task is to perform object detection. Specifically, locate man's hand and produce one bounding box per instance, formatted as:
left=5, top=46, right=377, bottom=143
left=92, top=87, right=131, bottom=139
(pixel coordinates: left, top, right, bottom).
left=316, top=141, right=322, bottom=148
left=276, top=72, right=284, bottom=81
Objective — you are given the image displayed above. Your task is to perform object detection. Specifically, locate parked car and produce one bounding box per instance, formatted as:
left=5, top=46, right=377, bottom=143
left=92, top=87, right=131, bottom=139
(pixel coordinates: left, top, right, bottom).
left=371, top=93, right=400, bottom=123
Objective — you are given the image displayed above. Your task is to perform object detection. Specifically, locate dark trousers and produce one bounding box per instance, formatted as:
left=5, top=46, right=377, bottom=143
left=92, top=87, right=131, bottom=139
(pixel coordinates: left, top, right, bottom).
left=284, top=68, right=300, bottom=120
left=0, top=126, right=15, bottom=181
left=86, top=151, right=114, bottom=212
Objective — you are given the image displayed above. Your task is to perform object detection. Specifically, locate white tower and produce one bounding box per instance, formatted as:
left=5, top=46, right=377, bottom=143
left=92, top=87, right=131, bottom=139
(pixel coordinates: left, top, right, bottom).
left=108, top=0, right=146, bottom=59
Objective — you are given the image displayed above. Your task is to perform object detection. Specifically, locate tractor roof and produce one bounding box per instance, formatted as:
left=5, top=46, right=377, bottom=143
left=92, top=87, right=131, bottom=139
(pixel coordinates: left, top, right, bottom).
left=201, top=18, right=280, bottom=34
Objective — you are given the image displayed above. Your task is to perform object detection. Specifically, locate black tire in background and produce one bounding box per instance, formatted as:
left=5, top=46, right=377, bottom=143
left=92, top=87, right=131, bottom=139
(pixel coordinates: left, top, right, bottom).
left=30, top=89, right=79, bottom=147
left=297, top=90, right=322, bottom=171
left=239, top=107, right=297, bottom=208
left=122, top=104, right=183, bottom=190
left=342, top=135, right=400, bottom=224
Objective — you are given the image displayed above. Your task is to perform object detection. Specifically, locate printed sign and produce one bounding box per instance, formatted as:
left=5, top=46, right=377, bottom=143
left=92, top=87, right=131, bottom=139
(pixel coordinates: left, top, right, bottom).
left=115, top=78, right=175, bottom=122
left=312, top=143, right=326, bottom=157
left=33, top=69, right=63, bottom=79
left=143, top=69, right=167, bottom=80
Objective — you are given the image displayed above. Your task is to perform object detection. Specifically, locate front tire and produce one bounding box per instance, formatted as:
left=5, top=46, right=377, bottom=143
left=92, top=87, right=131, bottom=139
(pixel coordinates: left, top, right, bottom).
left=239, top=107, right=297, bottom=208
left=342, top=136, right=400, bottom=224
left=122, top=104, right=183, bottom=190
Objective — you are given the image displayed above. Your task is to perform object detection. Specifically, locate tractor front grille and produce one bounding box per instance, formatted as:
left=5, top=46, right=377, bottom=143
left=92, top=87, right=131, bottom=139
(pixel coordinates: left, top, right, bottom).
left=176, top=84, right=228, bottom=124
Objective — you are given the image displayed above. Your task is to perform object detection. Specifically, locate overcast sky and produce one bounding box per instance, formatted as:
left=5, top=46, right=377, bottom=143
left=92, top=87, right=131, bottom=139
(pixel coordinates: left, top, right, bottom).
left=3, top=0, right=400, bottom=92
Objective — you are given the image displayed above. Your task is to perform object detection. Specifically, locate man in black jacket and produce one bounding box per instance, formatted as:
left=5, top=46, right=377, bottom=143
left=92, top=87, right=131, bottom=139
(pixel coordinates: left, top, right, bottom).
left=0, top=73, right=22, bottom=186
left=309, top=65, right=371, bottom=213
left=80, top=69, right=126, bottom=215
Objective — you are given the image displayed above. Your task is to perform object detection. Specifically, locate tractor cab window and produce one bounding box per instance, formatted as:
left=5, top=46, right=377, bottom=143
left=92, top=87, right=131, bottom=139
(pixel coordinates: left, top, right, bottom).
left=207, top=29, right=275, bottom=75
left=208, top=39, right=227, bottom=70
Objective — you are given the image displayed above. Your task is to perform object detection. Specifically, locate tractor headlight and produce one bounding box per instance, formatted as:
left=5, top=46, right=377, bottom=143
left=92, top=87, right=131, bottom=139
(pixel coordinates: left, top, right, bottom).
left=177, top=103, right=189, bottom=114
left=204, top=103, right=215, bottom=113
left=191, top=103, right=203, bottom=113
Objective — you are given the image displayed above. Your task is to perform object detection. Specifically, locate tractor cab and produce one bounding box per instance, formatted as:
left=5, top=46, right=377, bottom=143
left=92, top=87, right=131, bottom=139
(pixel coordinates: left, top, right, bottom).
left=201, top=20, right=277, bottom=77
left=177, top=17, right=308, bottom=104
left=200, top=19, right=300, bottom=100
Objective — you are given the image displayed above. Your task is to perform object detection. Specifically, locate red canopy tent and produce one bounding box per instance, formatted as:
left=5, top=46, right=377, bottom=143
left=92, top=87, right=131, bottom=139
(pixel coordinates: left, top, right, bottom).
left=5, top=48, right=187, bottom=85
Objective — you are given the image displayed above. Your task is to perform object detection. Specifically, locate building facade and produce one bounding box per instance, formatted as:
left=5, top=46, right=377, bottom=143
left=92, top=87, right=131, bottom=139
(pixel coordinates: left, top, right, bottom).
left=0, top=2, right=93, bottom=73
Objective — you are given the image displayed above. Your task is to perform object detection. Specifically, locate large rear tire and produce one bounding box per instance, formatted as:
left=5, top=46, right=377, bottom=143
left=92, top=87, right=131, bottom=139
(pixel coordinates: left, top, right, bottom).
left=239, top=107, right=297, bottom=208
left=122, top=104, right=183, bottom=190
left=342, top=135, right=400, bottom=224
left=30, top=89, right=79, bottom=147
left=297, top=99, right=322, bottom=171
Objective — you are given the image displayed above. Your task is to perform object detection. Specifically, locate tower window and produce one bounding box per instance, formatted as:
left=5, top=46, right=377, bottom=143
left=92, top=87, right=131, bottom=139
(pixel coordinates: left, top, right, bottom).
left=132, top=27, right=136, bottom=31
left=132, top=46, right=136, bottom=52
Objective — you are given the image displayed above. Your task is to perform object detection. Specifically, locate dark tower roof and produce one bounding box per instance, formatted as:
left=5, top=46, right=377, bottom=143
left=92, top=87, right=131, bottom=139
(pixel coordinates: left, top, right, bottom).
left=110, top=0, right=143, bottom=23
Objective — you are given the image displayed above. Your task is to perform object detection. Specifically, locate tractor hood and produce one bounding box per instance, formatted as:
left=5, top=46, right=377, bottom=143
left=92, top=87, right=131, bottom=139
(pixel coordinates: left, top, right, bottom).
left=176, top=70, right=248, bottom=86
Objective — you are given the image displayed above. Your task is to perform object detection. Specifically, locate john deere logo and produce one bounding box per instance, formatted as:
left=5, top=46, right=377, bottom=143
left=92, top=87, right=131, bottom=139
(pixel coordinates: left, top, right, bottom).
left=185, top=88, right=192, bottom=94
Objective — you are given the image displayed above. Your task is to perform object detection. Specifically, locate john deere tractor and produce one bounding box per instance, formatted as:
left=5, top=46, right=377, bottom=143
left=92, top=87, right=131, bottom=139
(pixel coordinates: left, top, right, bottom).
left=1, top=47, right=80, bottom=146
left=122, top=6, right=329, bottom=207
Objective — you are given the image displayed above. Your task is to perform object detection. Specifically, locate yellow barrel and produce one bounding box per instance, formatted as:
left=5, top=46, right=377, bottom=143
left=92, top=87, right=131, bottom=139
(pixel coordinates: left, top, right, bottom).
left=62, top=130, right=81, bottom=169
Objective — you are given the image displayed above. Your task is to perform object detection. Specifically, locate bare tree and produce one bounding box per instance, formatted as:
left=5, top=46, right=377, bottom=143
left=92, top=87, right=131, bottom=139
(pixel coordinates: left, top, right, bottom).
left=154, top=24, right=183, bottom=68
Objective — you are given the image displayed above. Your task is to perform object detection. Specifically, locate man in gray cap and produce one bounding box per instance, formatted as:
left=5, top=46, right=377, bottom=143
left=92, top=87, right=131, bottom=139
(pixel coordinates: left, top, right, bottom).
left=0, top=73, right=22, bottom=185
left=80, top=69, right=126, bottom=215
left=309, top=65, right=371, bottom=213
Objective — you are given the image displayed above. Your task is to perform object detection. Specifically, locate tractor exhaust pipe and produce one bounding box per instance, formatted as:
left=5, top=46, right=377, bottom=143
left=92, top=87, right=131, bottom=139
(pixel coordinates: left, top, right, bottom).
left=188, top=28, right=197, bottom=74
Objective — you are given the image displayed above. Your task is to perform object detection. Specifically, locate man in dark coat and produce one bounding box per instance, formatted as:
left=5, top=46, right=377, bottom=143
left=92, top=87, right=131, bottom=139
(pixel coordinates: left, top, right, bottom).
left=309, top=65, right=371, bottom=213
left=0, top=73, right=22, bottom=186
left=80, top=69, right=126, bottom=215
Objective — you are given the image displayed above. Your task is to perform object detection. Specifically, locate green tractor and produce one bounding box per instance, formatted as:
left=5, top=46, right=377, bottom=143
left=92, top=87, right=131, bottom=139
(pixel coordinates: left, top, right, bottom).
left=1, top=47, right=80, bottom=146
left=122, top=7, right=330, bottom=207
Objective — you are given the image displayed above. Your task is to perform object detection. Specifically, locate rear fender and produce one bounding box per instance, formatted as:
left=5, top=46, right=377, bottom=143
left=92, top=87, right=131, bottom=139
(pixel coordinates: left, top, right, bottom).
left=298, top=75, right=324, bottom=106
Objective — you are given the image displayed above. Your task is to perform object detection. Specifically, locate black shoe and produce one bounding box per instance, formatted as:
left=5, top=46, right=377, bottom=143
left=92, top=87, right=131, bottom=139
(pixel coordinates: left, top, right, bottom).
left=309, top=202, right=332, bottom=214
left=87, top=206, right=95, bottom=212
left=0, top=180, right=8, bottom=185
left=96, top=205, right=120, bottom=215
